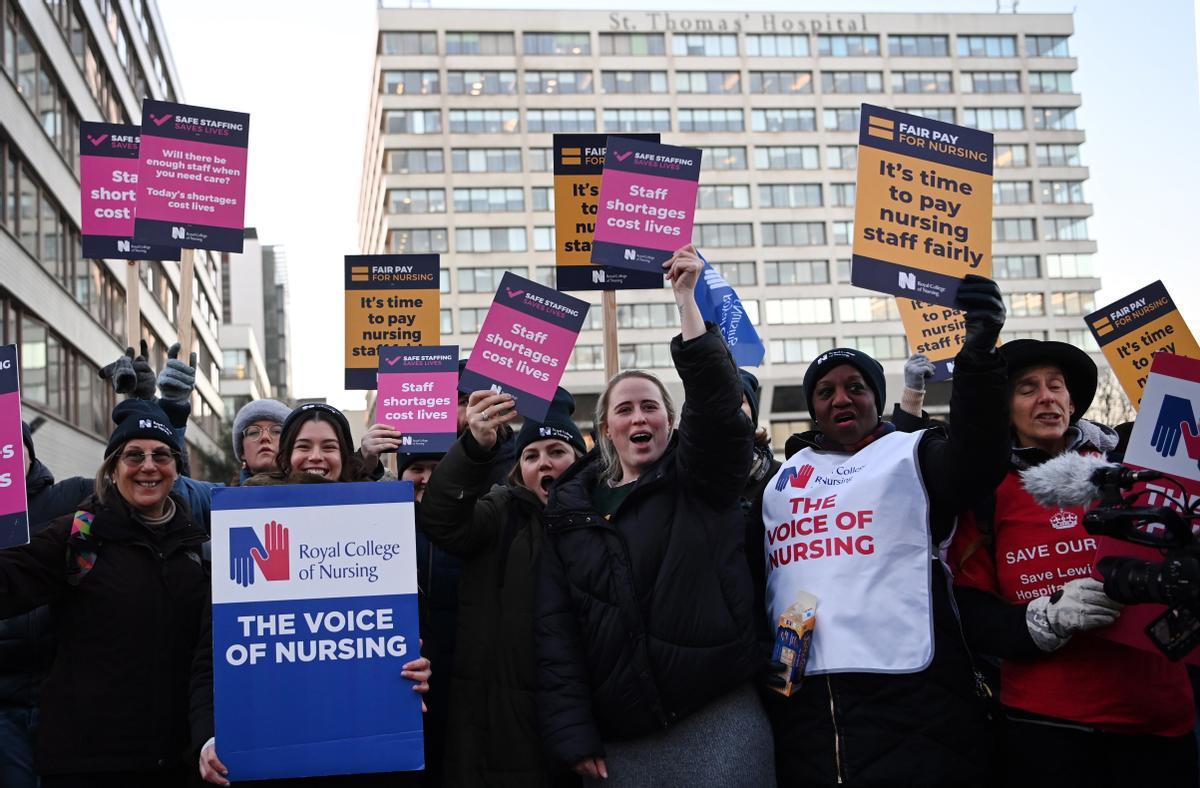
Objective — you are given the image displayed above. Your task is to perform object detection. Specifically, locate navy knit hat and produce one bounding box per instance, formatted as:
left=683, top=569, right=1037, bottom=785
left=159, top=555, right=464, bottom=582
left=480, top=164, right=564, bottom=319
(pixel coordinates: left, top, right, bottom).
left=739, top=369, right=761, bottom=426
left=106, top=399, right=180, bottom=458
left=232, top=399, right=292, bottom=461
left=802, top=348, right=886, bottom=418
left=397, top=452, right=443, bottom=475
left=280, top=403, right=354, bottom=455
left=515, top=388, right=586, bottom=456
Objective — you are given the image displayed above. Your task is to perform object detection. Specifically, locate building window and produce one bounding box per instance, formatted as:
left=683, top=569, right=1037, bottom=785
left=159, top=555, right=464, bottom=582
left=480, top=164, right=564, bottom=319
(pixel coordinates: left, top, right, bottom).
left=1050, top=291, right=1095, bottom=316
left=710, top=261, right=756, bottom=286
left=826, top=145, right=857, bottom=170
left=675, top=71, right=741, bottom=94
left=829, top=183, right=856, bottom=207
left=1056, top=329, right=1099, bottom=352
left=457, top=266, right=527, bottom=294
left=1043, top=217, right=1089, bottom=241
left=617, top=302, right=681, bottom=330
left=762, top=222, right=826, bottom=247
left=821, top=71, right=883, bottom=93
left=671, top=34, right=737, bottom=57
left=845, top=335, right=907, bottom=359
left=1032, top=107, right=1078, bottom=130
left=534, top=266, right=556, bottom=286
left=771, top=337, right=836, bottom=364
left=385, top=149, right=444, bottom=174
left=380, top=70, right=439, bottom=95
left=599, top=32, right=665, bottom=56
left=755, top=146, right=819, bottom=170
left=992, top=255, right=1039, bottom=279
left=1029, top=71, right=1073, bottom=93
left=993, top=218, right=1036, bottom=242
left=823, top=108, right=860, bottom=132
left=528, top=148, right=552, bottom=172
left=440, top=309, right=453, bottom=335
left=527, top=109, right=595, bottom=133
left=387, top=188, right=446, bottom=214
left=383, top=110, right=441, bottom=134
left=2, top=5, right=80, bottom=168
left=453, top=187, right=524, bottom=213
left=898, top=107, right=955, bottom=123
left=961, top=107, right=1024, bottom=131
left=994, top=144, right=1028, bottom=168
left=746, top=34, right=810, bottom=56
left=993, top=181, right=1032, bottom=204
left=381, top=31, right=437, bottom=55
left=1027, top=35, right=1070, bottom=57
left=567, top=344, right=605, bottom=371
left=523, top=32, right=590, bottom=55
left=678, top=108, right=743, bottom=132
left=887, top=34, right=948, bottom=56
left=749, top=71, right=813, bottom=94
left=697, top=185, right=751, bottom=210
left=752, top=108, right=816, bottom=133
left=831, top=220, right=854, bottom=245
left=817, top=34, right=879, bottom=56
left=1045, top=253, right=1094, bottom=278
left=960, top=71, right=1021, bottom=94
left=525, top=70, right=593, bottom=94
left=439, top=268, right=451, bottom=293
left=838, top=296, right=899, bottom=323
left=765, top=298, right=834, bottom=325
left=386, top=228, right=448, bottom=254
left=701, top=146, right=748, bottom=171
left=1004, top=292, right=1046, bottom=317
left=837, top=259, right=852, bottom=283
left=531, top=187, right=554, bottom=212
left=458, top=307, right=490, bottom=334
left=456, top=227, right=527, bottom=253
left=620, top=343, right=673, bottom=369
left=956, top=35, right=1017, bottom=57
left=1040, top=180, right=1085, bottom=204
left=759, top=184, right=822, bottom=209
left=533, top=226, right=554, bottom=251
left=891, top=71, right=952, bottom=94
left=451, top=148, right=521, bottom=173
left=446, top=70, right=517, bottom=95
left=445, top=32, right=514, bottom=55
left=1036, top=143, right=1082, bottom=167
left=693, top=223, right=752, bottom=248
left=448, top=109, right=519, bottom=134
left=765, top=260, right=829, bottom=285
left=604, top=108, right=671, bottom=133
left=601, top=70, right=667, bottom=94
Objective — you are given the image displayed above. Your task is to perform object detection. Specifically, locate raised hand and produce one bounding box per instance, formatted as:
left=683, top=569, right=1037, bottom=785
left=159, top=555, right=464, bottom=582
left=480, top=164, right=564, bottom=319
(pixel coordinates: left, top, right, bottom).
left=466, top=390, right=517, bottom=450
left=955, top=275, right=1005, bottom=353
left=130, top=339, right=157, bottom=399
left=250, top=520, right=290, bottom=582
left=361, top=423, right=403, bottom=462
left=98, top=346, right=137, bottom=395
left=1151, top=395, right=1195, bottom=458
left=158, top=342, right=198, bottom=403
left=904, top=354, right=936, bottom=392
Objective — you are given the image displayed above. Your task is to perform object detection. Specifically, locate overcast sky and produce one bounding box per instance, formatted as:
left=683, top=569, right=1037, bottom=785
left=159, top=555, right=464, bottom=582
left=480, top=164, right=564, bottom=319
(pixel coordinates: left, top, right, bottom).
left=156, top=0, right=1200, bottom=408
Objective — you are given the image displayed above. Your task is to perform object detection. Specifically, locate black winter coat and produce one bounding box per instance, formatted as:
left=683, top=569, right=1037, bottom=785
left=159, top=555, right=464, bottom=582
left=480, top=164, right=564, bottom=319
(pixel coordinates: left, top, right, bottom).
left=0, top=491, right=209, bottom=777
left=536, top=326, right=758, bottom=767
left=750, top=346, right=1011, bottom=787
left=420, top=432, right=566, bottom=787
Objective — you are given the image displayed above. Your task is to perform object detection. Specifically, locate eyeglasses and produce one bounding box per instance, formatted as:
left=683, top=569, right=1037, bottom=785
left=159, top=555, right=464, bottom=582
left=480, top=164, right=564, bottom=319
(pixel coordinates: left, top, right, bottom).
left=119, top=451, right=178, bottom=468
left=243, top=425, right=283, bottom=441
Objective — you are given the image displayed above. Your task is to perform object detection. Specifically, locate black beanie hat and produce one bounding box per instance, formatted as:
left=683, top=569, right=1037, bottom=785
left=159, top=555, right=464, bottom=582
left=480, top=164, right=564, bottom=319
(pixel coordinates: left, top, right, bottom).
left=21, top=421, right=34, bottom=462
left=515, top=388, right=587, bottom=456
left=802, top=348, right=886, bottom=419
left=106, top=399, right=180, bottom=458
left=281, top=403, right=354, bottom=453
left=397, top=452, right=443, bottom=475
left=739, top=369, right=761, bottom=425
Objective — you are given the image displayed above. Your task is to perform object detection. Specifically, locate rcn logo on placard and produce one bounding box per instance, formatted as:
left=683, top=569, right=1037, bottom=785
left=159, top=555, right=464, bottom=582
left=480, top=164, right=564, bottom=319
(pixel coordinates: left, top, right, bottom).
left=229, top=520, right=290, bottom=587
left=623, top=248, right=637, bottom=261
left=400, top=435, right=413, bottom=446
left=1150, top=394, right=1200, bottom=467
left=775, top=464, right=816, bottom=491
left=116, top=240, right=131, bottom=253
left=592, top=269, right=606, bottom=284
left=898, top=271, right=918, bottom=291
left=171, top=226, right=186, bottom=239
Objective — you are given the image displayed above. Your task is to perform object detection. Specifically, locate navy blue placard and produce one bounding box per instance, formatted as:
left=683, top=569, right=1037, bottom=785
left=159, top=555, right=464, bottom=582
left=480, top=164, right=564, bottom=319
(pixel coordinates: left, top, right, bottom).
left=857, top=103, right=993, bottom=176
left=0, top=345, right=18, bottom=396
left=141, top=99, right=251, bottom=148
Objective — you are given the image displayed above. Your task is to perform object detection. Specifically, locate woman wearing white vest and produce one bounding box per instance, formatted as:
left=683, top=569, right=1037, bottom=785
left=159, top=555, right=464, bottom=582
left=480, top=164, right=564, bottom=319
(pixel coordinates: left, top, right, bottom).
left=754, top=274, right=1010, bottom=787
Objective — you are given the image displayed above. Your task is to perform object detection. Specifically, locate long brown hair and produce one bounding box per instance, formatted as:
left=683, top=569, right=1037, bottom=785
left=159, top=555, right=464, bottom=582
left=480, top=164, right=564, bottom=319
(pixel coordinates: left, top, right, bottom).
left=276, top=410, right=364, bottom=482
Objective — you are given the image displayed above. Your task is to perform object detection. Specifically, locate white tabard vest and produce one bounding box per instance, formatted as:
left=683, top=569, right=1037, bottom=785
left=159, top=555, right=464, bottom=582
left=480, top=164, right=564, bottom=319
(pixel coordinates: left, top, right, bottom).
left=761, top=430, right=933, bottom=674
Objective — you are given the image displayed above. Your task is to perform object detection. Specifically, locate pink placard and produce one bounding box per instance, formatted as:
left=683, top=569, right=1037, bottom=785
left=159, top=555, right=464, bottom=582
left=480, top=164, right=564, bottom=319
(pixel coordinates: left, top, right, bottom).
left=135, top=134, right=248, bottom=229
left=80, top=156, right=139, bottom=236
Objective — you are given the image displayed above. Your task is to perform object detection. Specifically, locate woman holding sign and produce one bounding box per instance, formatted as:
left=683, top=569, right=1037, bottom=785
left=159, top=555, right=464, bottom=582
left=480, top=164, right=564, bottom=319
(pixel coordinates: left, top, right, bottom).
left=536, top=245, right=773, bottom=786
left=0, top=400, right=207, bottom=786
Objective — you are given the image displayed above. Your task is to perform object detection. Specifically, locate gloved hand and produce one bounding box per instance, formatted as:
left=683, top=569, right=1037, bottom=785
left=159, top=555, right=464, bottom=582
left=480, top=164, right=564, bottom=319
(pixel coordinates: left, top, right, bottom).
left=955, top=275, right=1005, bottom=353
left=158, top=342, right=198, bottom=403
left=130, top=339, right=157, bottom=399
left=1025, top=577, right=1122, bottom=652
left=98, top=346, right=137, bottom=395
left=903, top=354, right=936, bottom=392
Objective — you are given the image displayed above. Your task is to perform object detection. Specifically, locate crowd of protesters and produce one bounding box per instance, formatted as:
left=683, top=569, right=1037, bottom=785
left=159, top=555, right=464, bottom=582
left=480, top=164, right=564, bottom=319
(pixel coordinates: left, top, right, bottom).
left=0, top=244, right=1194, bottom=788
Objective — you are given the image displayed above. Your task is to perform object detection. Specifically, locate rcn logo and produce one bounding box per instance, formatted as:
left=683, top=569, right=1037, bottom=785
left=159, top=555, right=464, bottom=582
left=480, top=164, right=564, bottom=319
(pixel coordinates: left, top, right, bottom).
left=623, top=248, right=637, bottom=261
left=898, top=271, right=917, bottom=290
left=400, top=435, right=414, bottom=446
left=775, top=464, right=816, bottom=491
left=171, top=226, right=186, bottom=240
left=592, top=269, right=606, bottom=284
left=1151, top=395, right=1200, bottom=466
left=229, top=520, right=290, bottom=587
left=116, top=240, right=131, bottom=253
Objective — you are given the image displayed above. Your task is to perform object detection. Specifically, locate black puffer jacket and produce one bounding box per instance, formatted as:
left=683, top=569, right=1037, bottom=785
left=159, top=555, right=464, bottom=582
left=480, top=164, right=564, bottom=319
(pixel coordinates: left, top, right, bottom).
left=536, top=326, right=758, bottom=766
left=0, top=491, right=209, bottom=776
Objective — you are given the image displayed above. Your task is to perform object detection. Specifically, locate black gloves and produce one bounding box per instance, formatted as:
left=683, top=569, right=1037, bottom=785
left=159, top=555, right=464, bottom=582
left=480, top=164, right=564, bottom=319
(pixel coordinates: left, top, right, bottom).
left=99, top=340, right=156, bottom=399
left=955, top=274, right=1005, bottom=353
left=158, top=342, right=198, bottom=403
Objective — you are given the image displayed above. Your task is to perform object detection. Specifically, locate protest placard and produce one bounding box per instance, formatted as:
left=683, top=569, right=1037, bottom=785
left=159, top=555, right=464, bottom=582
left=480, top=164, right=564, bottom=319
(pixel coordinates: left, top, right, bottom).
left=591, top=137, right=701, bottom=274
left=1096, top=352, right=1200, bottom=664
left=852, top=104, right=993, bottom=307
left=79, top=122, right=181, bottom=262
left=896, top=298, right=966, bottom=381
left=344, top=255, right=441, bottom=390
left=459, top=273, right=589, bottom=423
left=553, top=133, right=663, bottom=291
left=210, top=482, right=423, bottom=780
left=377, top=346, right=458, bottom=453
left=1086, top=281, right=1200, bottom=409
left=134, top=100, right=250, bottom=253
left=0, top=345, right=28, bottom=549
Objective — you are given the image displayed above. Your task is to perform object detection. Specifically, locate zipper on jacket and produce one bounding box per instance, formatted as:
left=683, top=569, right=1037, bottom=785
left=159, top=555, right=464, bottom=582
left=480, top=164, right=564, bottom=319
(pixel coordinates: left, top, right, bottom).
left=826, top=675, right=845, bottom=784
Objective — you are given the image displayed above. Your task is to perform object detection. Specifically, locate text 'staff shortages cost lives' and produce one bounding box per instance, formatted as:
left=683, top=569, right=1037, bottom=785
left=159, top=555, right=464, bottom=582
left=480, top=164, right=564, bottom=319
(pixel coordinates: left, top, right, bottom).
left=377, top=346, right=458, bottom=453
left=134, top=99, right=250, bottom=253
left=0, top=345, right=27, bottom=549
left=210, top=482, right=424, bottom=780
left=590, top=137, right=702, bottom=274
left=344, top=255, right=441, bottom=390
left=1086, top=280, right=1200, bottom=409
left=553, top=133, right=662, bottom=291
left=460, top=273, right=589, bottom=423
left=852, top=104, right=993, bottom=308
left=79, top=121, right=180, bottom=261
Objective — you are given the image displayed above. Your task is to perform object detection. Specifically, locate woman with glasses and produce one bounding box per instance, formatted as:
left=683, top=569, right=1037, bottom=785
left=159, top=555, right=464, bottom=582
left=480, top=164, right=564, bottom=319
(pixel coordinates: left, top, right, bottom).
left=230, top=399, right=293, bottom=482
left=0, top=400, right=209, bottom=786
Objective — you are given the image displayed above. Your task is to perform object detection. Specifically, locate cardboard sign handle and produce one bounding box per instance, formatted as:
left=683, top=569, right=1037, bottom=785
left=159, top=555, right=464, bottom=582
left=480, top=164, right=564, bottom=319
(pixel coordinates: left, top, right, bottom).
left=177, top=249, right=195, bottom=358
left=124, top=261, right=140, bottom=347
left=603, top=290, right=619, bottom=380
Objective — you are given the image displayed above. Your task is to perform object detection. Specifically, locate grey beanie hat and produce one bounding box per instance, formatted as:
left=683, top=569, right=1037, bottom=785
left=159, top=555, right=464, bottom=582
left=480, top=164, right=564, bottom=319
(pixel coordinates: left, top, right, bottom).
left=232, top=399, right=292, bottom=461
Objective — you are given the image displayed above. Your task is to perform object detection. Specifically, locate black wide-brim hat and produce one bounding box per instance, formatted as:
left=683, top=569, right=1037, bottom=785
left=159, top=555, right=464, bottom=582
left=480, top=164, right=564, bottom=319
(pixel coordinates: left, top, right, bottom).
left=999, top=339, right=1097, bottom=422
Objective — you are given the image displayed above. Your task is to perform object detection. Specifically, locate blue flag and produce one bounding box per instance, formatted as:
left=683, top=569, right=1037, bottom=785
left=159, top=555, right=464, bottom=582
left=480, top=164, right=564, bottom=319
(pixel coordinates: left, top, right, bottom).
left=694, top=252, right=765, bottom=367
